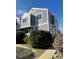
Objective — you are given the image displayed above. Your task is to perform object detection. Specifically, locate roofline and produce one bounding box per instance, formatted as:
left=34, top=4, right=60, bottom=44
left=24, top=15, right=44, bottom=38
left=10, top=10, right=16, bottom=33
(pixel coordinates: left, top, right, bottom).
left=29, top=7, right=48, bottom=12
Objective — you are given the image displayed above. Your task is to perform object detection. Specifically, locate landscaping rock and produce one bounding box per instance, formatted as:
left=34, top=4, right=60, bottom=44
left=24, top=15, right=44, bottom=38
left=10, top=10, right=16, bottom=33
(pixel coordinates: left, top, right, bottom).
left=53, top=35, right=63, bottom=50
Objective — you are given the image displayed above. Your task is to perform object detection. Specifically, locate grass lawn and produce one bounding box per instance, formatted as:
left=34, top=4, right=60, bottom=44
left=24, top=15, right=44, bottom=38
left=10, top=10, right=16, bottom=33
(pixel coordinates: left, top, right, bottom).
left=17, top=44, right=46, bottom=59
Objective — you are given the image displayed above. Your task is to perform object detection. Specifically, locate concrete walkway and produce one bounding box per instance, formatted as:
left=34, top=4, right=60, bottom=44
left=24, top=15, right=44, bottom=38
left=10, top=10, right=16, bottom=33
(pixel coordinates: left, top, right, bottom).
left=16, top=44, right=34, bottom=59
left=38, top=50, right=56, bottom=59
left=16, top=45, right=58, bottom=59
left=16, top=44, right=31, bottom=49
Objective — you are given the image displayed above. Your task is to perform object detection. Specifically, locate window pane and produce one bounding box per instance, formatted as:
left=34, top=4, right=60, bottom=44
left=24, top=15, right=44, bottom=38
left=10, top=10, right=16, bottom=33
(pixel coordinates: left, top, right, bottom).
left=51, top=15, right=55, bottom=25
left=22, top=18, right=27, bottom=23
left=37, top=14, right=41, bottom=19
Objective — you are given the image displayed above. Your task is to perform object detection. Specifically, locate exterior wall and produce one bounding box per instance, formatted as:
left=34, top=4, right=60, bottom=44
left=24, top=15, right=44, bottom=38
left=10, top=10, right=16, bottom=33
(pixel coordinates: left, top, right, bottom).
left=48, top=11, right=58, bottom=35
left=32, top=23, right=48, bottom=31
left=16, top=17, right=21, bottom=29
left=30, top=8, right=49, bottom=31
left=54, top=16, right=58, bottom=35
left=16, top=8, right=58, bottom=36
left=21, top=13, right=31, bottom=28
left=30, top=8, right=48, bottom=24
left=38, top=24, right=48, bottom=31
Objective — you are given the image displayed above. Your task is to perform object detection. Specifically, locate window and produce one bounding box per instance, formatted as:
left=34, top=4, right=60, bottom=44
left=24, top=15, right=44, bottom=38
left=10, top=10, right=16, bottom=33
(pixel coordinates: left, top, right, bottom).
left=52, top=19, right=55, bottom=25
left=33, top=26, right=38, bottom=30
left=28, top=27, right=33, bottom=33
left=50, top=25, right=55, bottom=33
left=37, top=14, right=41, bottom=19
left=16, top=21, right=18, bottom=25
left=51, top=15, right=55, bottom=25
left=31, top=15, right=36, bottom=25
left=25, top=28, right=28, bottom=33
left=35, top=26, right=38, bottom=30
left=22, top=18, right=27, bottom=23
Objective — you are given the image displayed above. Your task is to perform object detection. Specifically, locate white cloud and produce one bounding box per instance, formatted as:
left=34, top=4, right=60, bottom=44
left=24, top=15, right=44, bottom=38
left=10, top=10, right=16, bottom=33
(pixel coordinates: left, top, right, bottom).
left=16, top=9, right=25, bottom=15
left=16, top=17, right=20, bottom=24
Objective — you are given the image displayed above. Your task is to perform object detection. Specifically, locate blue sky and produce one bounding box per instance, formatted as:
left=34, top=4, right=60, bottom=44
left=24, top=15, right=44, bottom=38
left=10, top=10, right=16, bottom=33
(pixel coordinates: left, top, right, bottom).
left=16, top=0, right=63, bottom=32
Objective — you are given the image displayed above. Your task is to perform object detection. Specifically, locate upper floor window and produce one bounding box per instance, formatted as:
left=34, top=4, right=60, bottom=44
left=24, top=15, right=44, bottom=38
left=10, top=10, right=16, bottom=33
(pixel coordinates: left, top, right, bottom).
left=16, top=21, right=18, bottom=25
left=52, top=19, right=55, bottom=25
left=22, top=18, right=27, bottom=23
left=51, top=15, right=55, bottom=25
left=37, top=14, right=42, bottom=20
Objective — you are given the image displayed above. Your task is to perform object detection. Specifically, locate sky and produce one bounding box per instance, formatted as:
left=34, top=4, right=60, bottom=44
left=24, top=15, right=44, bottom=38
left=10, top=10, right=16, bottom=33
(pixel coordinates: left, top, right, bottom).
left=16, top=0, right=63, bottom=33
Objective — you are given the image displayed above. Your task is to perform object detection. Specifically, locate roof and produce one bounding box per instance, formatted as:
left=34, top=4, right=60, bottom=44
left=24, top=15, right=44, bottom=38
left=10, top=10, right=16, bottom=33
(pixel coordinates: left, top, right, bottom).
left=29, top=8, right=48, bottom=13
left=31, top=8, right=48, bottom=10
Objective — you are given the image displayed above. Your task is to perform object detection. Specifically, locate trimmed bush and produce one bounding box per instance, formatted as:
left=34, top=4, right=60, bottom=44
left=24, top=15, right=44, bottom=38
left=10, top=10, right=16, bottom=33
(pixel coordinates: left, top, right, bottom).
left=28, top=30, right=53, bottom=49
left=16, top=31, right=26, bottom=44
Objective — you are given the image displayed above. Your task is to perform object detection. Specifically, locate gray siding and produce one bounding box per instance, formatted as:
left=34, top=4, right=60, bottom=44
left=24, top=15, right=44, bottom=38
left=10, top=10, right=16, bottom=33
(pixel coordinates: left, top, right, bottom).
left=48, top=11, right=58, bottom=35
left=21, top=13, right=31, bottom=28
left=48, top=12, right=55, bottom=25
left=38, top=24, right=48, bottom=31
left=30, top=9, right=48, bottom=25
left=16, top=8, right=58, bottom=36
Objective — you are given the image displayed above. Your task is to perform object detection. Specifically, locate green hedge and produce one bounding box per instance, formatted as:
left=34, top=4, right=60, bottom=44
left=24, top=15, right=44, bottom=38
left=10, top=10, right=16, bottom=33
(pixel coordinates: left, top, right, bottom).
left=28, top=30, right=53, bottom=49
left=16, top=31, right=26, bottom=44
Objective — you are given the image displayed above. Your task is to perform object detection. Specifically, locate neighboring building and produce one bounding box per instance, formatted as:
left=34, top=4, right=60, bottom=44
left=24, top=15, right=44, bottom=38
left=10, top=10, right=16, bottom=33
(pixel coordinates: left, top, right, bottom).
left=16, top=8, right=58, bottom=36
left=16, top=17, right=21, bottom=29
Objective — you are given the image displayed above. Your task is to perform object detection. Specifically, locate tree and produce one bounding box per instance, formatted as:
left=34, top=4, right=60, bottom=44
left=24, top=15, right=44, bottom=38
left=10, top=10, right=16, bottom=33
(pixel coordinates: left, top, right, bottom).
left=23, top=35, right=28, bottom=44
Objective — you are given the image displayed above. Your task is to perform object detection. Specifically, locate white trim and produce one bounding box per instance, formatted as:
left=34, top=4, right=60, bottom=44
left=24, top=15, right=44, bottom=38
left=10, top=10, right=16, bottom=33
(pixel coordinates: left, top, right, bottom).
left=31, top=8, right=48, bottom=10
left=29, top=8, right=48, bottom=13
left=33, top=23, right=48, bottom=27
left=47, top=10, right=49, bottom=31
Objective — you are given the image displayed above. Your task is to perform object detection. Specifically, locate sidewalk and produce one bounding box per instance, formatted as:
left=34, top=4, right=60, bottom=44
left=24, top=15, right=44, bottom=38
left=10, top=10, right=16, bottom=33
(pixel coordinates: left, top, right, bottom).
left=38, top=50, right=56, bottom=59
left=16, top=44, right=31, bottom=49
left=16, top=45, right=59, bottom=59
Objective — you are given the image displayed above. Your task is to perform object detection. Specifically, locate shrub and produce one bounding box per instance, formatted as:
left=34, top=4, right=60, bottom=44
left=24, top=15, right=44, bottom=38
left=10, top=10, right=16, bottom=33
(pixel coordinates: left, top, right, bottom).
left=16, top=31, right=26, bottom=44
left=23, top=35, right=28, bottom=44
left=28, top=30, right=53, bottom=49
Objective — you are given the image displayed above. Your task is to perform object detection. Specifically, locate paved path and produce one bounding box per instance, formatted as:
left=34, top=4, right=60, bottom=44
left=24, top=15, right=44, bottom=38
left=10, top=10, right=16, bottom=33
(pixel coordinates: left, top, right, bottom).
left=16, top=45, right=35, bottom=59
left=16, top=45, right=58, bottom=59
left=38, top=49, right=56, bottom=59
left=16, top=44, right=31, bottom=49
